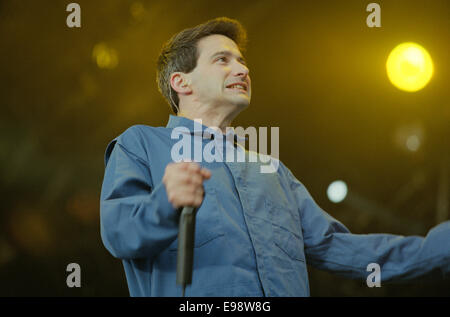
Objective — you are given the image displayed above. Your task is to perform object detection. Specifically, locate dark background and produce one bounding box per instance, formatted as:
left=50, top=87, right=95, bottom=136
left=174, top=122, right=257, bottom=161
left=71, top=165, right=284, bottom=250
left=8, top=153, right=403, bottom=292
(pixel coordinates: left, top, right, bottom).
left=0, top=0, right=449, bottom=296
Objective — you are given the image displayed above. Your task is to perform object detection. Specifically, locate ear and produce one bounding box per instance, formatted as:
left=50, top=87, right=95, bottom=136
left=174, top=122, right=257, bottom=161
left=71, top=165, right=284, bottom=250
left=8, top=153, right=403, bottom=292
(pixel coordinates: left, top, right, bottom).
left=170, top=72, right=192, bottom=95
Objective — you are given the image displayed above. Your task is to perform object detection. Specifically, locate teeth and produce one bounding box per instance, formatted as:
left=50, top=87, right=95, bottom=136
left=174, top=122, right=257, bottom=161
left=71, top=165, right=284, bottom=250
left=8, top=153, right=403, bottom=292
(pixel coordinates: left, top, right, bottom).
left=229, top=84, right=245, bottom=90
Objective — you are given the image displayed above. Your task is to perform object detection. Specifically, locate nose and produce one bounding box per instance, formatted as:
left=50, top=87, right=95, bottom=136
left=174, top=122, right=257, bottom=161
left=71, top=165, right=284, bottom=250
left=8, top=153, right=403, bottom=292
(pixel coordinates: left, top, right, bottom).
left=233, top=60, right=250, bottom=79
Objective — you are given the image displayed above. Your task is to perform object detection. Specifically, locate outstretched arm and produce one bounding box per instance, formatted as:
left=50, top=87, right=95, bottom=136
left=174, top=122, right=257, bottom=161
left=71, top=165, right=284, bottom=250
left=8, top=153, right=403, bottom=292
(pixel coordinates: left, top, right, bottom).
left=285, top=166, right=450, bottom=283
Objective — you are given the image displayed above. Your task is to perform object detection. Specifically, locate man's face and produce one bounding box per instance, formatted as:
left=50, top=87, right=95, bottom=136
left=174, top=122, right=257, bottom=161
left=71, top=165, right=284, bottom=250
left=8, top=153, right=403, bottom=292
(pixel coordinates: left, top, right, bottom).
left=188, top=34, right=251, bottom=110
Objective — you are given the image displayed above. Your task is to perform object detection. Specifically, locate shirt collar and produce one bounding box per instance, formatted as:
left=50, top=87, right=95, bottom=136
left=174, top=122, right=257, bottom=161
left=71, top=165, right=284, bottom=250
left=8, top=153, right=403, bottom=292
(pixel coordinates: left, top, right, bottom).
left=166, top=115, right=247, bottom=143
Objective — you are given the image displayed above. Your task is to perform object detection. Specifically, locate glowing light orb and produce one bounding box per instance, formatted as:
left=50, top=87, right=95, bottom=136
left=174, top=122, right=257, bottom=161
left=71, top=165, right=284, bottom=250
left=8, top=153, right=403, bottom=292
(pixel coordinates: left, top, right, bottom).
left=92, top=43, right=119, bottom=69
left=327, top=180, right=348, bottom=203
left=386, top=42, right=433, bottom=92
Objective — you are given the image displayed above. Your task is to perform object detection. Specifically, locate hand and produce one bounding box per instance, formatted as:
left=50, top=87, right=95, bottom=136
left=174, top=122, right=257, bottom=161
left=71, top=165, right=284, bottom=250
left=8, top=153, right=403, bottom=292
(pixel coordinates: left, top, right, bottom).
left=162, top=161, right=211, bottom=209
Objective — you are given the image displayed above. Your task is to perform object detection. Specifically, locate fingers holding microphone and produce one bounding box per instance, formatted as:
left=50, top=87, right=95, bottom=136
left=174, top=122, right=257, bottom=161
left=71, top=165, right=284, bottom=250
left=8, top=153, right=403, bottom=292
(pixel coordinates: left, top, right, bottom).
left=163, top=161, right=211, bottom=209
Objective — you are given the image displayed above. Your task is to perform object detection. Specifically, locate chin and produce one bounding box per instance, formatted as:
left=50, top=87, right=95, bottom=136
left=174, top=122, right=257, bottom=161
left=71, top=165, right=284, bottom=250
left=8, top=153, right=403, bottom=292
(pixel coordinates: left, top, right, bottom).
left=229, top=96, right=251, bottom=108
left=237, top=101, right=250, bottom=109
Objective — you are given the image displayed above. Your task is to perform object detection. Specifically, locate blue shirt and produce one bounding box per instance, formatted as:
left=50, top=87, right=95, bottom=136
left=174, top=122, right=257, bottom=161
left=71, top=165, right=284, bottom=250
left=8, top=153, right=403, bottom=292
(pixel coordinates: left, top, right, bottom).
left=100, top=115, right=450, bottom=296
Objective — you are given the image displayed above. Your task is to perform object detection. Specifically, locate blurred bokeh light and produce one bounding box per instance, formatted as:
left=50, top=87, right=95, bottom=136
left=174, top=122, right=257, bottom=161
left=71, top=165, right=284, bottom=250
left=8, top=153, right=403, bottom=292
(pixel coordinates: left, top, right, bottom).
left=386, top=42, right=434, bottom=92
left=327, top=180, right=348, bottom=203
left=92, top=42, right=119, bottom=69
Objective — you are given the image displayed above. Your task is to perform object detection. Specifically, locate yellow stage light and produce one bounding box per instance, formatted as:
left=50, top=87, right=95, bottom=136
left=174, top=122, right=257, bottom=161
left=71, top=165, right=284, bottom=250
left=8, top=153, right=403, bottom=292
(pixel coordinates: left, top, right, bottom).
left=386, top=42, right=433, bottom=92
left=92, top=42, right=119, bottom=69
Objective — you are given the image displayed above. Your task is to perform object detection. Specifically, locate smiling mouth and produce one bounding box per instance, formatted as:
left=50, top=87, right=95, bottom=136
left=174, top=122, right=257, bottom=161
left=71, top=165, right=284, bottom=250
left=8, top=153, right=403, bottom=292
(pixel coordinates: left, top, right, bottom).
left=226, top=87, right=247, bottom=93
left=226, top=83, right=248, bottom=93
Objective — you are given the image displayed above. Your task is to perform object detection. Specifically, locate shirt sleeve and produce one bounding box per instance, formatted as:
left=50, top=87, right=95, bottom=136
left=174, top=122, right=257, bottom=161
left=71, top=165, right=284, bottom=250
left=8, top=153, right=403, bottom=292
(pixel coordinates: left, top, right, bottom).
left=100, top=132, right=178, bottom=260
left=284, top=166, right=450, bottom=283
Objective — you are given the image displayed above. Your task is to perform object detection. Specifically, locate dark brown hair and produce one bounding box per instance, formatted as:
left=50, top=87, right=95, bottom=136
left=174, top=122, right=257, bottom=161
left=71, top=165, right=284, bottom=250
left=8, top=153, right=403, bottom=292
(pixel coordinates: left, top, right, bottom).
left=156, top=17, right=247, bottom=114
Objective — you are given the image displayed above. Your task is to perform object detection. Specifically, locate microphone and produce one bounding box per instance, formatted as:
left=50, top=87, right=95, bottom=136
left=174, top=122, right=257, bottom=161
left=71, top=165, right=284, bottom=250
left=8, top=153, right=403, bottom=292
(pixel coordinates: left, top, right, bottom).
left=176, top=206, right=197, bottom=297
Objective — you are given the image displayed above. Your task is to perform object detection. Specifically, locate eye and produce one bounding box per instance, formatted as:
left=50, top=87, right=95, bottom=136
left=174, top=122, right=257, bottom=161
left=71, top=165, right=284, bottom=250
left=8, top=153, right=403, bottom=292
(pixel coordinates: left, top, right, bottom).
left=216, top=56, right=228, bottom=63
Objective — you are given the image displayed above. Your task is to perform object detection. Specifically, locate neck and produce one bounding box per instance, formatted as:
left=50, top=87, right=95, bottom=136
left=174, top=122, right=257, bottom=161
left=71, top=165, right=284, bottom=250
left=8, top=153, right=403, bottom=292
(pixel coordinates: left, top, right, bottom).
left=177, top=104, right=241, bottom=133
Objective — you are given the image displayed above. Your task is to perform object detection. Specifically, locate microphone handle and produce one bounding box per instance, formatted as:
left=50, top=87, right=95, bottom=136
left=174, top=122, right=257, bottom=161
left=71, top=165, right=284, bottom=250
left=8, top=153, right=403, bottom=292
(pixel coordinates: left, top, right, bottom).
left=176, top=206, right=197, bottom=295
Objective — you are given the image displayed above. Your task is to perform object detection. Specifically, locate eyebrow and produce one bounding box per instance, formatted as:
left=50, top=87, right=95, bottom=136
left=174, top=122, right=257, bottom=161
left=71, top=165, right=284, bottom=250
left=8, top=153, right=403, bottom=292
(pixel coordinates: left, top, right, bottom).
left=210, top=50, right=247, bottom=64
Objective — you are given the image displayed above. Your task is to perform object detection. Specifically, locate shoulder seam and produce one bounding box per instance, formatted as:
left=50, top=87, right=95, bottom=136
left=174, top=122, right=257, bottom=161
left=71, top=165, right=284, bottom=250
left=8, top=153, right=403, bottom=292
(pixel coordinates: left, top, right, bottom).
left=115, top=142, right=150, bottom=169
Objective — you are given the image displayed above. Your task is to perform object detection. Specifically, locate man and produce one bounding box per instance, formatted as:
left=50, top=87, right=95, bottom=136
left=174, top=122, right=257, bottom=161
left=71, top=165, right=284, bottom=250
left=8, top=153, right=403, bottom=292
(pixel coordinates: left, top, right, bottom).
left=100, top=17, right=450, bottom=296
